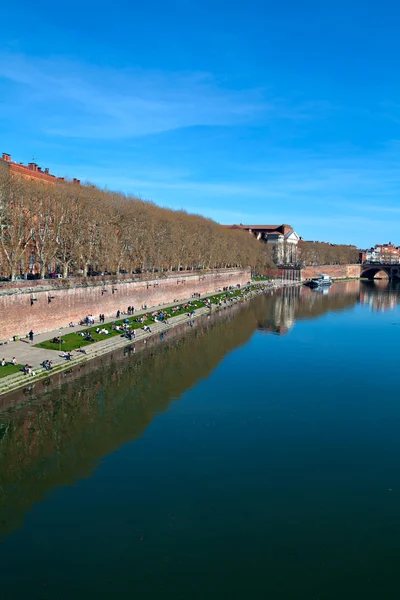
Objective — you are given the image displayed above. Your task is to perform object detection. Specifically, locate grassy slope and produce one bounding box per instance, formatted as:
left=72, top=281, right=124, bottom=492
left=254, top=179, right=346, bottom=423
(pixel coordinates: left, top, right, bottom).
left=35, top=290, right=243, bottom=352
left=0, top=363, right=25, bottom=378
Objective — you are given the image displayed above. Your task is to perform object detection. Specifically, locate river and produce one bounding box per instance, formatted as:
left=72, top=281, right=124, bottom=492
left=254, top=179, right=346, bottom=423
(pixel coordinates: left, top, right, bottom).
left=0, top=280, right=399, bottom=599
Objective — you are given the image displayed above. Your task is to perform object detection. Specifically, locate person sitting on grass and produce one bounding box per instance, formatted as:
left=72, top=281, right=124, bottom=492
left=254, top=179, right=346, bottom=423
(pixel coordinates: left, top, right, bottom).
left=11, top=357, right=17, bottom=365
left=1, top=358, right=6, bottom=367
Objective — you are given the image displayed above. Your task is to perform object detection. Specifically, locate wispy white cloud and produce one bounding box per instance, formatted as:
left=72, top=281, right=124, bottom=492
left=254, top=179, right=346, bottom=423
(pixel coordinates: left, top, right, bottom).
left=0, top=53, right=269, bottom=138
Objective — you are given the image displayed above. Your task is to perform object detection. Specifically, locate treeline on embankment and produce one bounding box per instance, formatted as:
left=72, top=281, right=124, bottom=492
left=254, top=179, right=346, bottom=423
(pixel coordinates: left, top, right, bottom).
left=0, top=164, right=272, bottom=280
left=298, top=239, right=359, bottom=265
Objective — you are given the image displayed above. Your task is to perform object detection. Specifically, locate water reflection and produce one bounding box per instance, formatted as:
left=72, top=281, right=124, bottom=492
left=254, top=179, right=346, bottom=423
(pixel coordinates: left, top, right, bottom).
left=0, top=279, right=398, bottom=537
left=360, top=279, right=400, bottom=312
left=257, top=279, right=361, bottom=334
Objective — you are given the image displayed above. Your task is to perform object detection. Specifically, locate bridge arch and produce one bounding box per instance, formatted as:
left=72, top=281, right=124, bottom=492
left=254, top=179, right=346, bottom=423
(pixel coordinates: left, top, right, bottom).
left=361, top=266, right=391, bottom=280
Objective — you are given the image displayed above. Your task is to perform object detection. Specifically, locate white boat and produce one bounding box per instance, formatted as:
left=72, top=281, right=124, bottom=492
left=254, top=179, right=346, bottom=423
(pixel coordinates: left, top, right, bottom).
left=306, top=273, right=332, bottom=288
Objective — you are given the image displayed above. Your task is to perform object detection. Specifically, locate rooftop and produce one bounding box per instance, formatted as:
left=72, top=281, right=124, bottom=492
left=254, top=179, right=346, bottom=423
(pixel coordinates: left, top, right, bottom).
left=1, top=153, right=80, bottom=185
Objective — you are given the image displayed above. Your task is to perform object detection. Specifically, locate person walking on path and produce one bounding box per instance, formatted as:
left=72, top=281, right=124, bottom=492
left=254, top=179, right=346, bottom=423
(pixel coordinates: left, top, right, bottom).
left=28, top=330, right=34, bottom=343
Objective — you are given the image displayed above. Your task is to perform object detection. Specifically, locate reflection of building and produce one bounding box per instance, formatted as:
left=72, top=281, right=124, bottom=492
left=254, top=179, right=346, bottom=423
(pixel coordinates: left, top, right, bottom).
left=359, top=281, right=398, bottom=312
left=257, top=286, right=299, bottom=335
left=257, top=281, right=361, bottom=335
left=229, top=224, right=299, bottom=264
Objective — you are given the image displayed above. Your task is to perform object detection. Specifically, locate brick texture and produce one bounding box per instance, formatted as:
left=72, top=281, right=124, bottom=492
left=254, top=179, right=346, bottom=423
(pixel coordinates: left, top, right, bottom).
left=300, top=264, right=361, bottom=281
left=0, top=269, right=250, bottom=340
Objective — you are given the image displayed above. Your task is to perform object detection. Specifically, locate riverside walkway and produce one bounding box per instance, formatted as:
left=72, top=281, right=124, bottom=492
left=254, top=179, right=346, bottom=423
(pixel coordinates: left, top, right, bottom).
left=0, top=283, right=280, bottom=397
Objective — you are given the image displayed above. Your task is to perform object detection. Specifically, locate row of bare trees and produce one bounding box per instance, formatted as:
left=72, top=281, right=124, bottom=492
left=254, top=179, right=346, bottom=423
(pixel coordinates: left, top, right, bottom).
left=298, top=240, right=359, bottom=266
left=0, top=166, right=274, bottom=280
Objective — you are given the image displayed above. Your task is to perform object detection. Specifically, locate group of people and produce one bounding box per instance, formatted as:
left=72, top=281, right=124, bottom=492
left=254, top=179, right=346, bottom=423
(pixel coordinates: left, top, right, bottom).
left=115, top=306, right=135, bottom=319
left=22, top=364, right=35, bottom=376
left=96, top=327, right=110, bottom=335
left=79, top=315, right=95, bottom=326
left=1, top=357, right=17, bottom=367
left=42, top=359, right=53, bottom=371
left=78, top=331, right=94, bottom=342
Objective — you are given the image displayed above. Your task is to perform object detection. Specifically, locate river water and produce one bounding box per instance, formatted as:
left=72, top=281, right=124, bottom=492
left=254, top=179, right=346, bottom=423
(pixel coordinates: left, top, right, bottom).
left=1, top=280, right=400, bottom=599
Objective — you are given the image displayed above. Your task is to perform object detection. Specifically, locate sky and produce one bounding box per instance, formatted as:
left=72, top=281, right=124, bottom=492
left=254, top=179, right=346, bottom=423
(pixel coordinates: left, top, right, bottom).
left=1, top=0, right=400, bottom=247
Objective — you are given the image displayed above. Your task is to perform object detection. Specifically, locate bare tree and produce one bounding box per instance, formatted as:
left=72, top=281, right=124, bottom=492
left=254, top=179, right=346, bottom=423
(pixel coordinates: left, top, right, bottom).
left=0, top=172, right=34, bottom=280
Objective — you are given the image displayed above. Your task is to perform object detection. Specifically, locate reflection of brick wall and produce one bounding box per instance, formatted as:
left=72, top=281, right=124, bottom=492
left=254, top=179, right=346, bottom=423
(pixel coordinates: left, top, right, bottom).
left=300, top=264, right=361, bottom=281
left=0, top=269, right=250, bottom=339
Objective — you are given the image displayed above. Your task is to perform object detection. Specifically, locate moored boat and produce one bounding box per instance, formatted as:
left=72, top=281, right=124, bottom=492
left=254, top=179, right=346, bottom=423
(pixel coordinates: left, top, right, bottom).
left=305, top=273, right=333, bottom=288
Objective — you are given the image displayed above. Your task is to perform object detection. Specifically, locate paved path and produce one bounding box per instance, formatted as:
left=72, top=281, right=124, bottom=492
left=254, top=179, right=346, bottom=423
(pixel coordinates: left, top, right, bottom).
left=0, top=294, right=216, bottom=369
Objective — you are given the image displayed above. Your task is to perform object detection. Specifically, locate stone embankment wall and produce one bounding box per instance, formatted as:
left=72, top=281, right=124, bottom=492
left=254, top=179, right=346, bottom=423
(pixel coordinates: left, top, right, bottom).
left=300, top=264, right=361, bottom=281
left=0, top=269, right=250, bottom=340
left=265, top=264, right=360, bottom=281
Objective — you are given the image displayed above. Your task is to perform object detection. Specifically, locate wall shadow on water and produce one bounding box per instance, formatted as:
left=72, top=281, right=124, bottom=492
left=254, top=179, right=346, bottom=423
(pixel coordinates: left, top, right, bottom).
left=0, top=280, right=384, bottom=536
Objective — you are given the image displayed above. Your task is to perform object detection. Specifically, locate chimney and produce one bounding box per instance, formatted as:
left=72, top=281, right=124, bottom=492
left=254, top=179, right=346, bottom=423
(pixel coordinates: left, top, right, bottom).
left=44, top=168, right=49, bottom=174
left=73, top=178, right=81, bottom=184
left=28, top=162, right=38, bottom=171
left=2, top=153, right=11, bottom=162
left=37, top=166, right=42, bottom=172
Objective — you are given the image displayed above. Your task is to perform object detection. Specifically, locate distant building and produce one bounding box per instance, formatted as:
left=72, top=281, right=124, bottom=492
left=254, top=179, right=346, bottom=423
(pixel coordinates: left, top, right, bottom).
left=0, top=153, right=80, bottom=185
left=361, top=243, right=400, bottom=264
left=229, top=224, right=299, bottom=264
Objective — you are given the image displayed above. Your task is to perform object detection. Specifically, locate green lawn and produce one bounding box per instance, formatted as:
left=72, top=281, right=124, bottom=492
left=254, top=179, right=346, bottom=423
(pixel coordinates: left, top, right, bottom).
left=35, top=288, right=248, bottom=353
left=0, top=363, right=25, bottom=378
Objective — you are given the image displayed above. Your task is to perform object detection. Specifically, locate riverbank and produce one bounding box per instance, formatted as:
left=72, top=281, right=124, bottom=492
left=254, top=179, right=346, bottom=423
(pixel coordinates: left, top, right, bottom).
left=0, top=280, right=292, bottom=398
left=0, top=268, right=251, bottom=341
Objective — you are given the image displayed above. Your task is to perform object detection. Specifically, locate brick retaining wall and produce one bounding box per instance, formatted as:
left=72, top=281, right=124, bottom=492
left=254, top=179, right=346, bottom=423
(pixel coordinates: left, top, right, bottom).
left=264, top=264, right=360, bottom=281
left=0, top=269, right=250, bottom=340
left=300, top=264, right=361, bottom=281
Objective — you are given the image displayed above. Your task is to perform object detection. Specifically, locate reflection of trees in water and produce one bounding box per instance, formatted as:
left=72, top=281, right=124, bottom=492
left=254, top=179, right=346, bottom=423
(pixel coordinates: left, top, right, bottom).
left=0, top=280, right=397, bottom=536
left=0, top=300, right=266, bottom=536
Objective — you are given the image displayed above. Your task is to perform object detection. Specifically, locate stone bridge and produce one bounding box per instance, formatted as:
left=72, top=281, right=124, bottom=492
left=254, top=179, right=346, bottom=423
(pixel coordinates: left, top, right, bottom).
left=361, top=263, right=400, bottom=279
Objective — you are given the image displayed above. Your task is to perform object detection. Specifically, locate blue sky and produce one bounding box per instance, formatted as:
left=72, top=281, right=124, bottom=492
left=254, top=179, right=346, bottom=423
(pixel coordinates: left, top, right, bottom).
left=1, top=0, right=400, bottom=247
